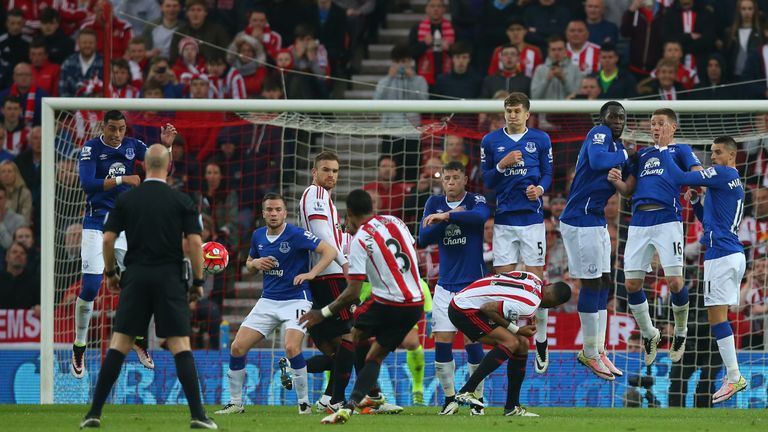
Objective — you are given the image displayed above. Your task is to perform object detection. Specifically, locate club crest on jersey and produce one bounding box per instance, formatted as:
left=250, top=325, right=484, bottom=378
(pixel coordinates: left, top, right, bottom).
left=525, top=142, right=536, bottom=153
left=279, top=242, right=291, bottom=253
left=108, top=162, right=126, bottom=179
left=125, top=148, right=135, bottom=160
left=587, top=264, right=598, bottom=274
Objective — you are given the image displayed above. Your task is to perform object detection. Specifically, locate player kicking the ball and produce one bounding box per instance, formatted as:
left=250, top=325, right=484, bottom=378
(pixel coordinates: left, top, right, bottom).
left=608, top=108, right=702, bottom=367
left=300, top=190, right=424, bottom=424
left=216, top=193, right=338, bottom=415
left=451, top=272, right=571, bottom=416
left=660, top=135, right=748, bottom=404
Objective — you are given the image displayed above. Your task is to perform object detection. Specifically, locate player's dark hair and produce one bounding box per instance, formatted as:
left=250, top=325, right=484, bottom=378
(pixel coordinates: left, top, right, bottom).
left=714, top=135, right=738, bottom=151
left=103, top=110, right=126, bottom=123
left=450, top=41, right=472, bottom=57
left=652, top=108, right=678, bottom=125
left=542, top=281, right=572, bottom=308
left=314, top=150, right=339, bottom=167
left=443, top=161, right=466, bottom=173
left=599, top=101, right=624, bottom=119
left=3, top=96, right=22, bottom=107
left=504, top=92, right=530, bottom=111
left=390, top=43, right=411, bottom=61
left=8, top=8, right=24, bottom=19
left=262, top=192, right=286, bottom=207
left=346, top=189, right=373, bottom=217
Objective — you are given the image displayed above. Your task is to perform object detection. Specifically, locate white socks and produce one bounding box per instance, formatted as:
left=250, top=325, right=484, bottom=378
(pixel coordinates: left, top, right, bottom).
left=597, top=309, right=608, bottom=354
left=579, top=312, right=599, bottom=358
left=716, top=335, right=741, bottom=383
left=628, top=300, right=655, bottom=339
left=671, top=303, right=689, bottom=337
left=435, top=360, right=456, bottom=397
left=228, top=368, right=246, bottom=405
left=535, top=308, right=549, bottom=343
left=292, top=366, right=309, bottom=403
left=74, top=298, right=94, bottom=346
left=468, top=362, right=484, bottom=399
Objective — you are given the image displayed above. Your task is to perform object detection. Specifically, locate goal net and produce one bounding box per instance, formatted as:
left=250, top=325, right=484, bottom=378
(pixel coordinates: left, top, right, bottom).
left=36, top=99, right=768, bottom=409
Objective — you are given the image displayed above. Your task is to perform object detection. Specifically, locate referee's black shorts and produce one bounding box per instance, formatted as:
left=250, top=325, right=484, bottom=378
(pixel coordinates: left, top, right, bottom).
left=113, top=263, right=191, bottom=338
left=448, top=302, right=499, bottom=342
left=353, top=299, right=422, bottom=351
left=308, top=277, right=354, bottom=341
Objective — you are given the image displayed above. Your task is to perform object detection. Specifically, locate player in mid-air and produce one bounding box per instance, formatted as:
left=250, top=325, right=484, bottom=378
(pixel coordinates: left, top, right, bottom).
left=607, top=108, right=702, bottom=367
left=660, top=135, right=748, bottom=404
left=560, top=101, right=635, bottom=380
left=450, top=272, right=571, bottom=416
left=74, top=110, right=177, bottom=378
left=300, top=189, right=424, bottom=424
left=480, top=92, right=554, bottom=375
left=419, top=160, right=491, bottom=415
left=216, top=193, right=338, bottom=415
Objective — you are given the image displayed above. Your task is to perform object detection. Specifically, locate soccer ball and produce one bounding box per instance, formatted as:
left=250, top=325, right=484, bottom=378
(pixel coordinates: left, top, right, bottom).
left=202, top=241, right=229, bottom=275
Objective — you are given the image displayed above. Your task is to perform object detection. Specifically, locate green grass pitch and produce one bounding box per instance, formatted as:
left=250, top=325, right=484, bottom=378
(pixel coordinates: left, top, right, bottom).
left=1, top=405, right=765, bottom=431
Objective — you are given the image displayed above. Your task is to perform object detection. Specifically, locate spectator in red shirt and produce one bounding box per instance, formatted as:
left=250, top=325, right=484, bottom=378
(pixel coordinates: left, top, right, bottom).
left=79, top=0, right=134, bottom=60
left=237, top=8, right=282, bottom=61
left=363, top=155, right=411, bottom=219
left=6, top=0, right=54, bottom=38
left=172, top=37, right=207, bottom=81
left=126, top=37, right=148, bottom=89
left=28, top=40, right=59, bottom=96
left=226, top=34, right=268, bottom=98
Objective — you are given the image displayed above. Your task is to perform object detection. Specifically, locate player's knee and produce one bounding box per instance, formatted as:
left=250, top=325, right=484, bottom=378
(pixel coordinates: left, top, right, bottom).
left=284, top=343, right=301, bottom=358
left=230, top=341, right=249, bottom=358
left=499, top=336, right=519, bottom=353
left=515, top=335, right=529, bottom=354
left=625, top=277, right=643, bottom=292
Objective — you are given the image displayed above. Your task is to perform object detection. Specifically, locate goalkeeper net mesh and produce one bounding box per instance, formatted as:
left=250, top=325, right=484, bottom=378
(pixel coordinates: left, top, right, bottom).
left=43, top=104, right=768, bottom=408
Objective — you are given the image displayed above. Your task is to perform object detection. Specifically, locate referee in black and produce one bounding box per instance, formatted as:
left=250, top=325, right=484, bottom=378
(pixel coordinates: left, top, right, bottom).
left=80, top=144, right=216, bottom=429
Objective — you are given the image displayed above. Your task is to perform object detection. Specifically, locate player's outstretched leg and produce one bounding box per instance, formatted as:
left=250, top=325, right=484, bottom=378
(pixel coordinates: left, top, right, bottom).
left=534, top=308, right=549, bottom=374
left=576, top=283, right=614, bottom=381
left=72, top=274, right=101, bottom=378
left=711, top=321, right=747, bottom=404
left=626, top=280, right=661, bottom=366
left=668, top=278, right=689, bottom=363
left=597, top=288, right=622, bottom=376
left=434, top=341, right=458, bottom=414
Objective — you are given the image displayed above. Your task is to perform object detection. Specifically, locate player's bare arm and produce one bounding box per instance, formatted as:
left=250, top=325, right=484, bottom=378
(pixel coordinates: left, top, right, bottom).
left=294, top=241, right=338, bottom=285
left=159, top=123, right=178, bottom=147
left=245, top=256, right=277, bottom=273
left=479, top=302, right=536, bottom=337
left=607, top=168, right=635, bottom=196
left=299, top=279, right=362, bottom=328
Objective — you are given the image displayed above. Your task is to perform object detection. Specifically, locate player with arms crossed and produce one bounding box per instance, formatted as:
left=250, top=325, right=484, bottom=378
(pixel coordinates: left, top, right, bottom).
left=419, top=160, right=491, bottom=415
left=608, top=108, right=702, bottom=366
left=216, top=193, right=338, bottom=415
left=560, top=101, right=635, bottom=380
left=480, top=92, right=554, bottom=374
left=660, top=135, right=748, bottom=404
left=298, top=151, right=369, bottom=412
left=74, top=110, right=177, bottom=377
left=451, top=272, right=571, bottom=416
left=301, top=189, right=424, bottom=424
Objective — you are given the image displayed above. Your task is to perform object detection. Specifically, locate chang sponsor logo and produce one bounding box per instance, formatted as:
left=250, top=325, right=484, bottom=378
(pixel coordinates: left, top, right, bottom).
left=503, top=159, right=527, bottom=176
left=443, top=223, right=467, bottom=246
left=640, top=157, right=664, bottom=176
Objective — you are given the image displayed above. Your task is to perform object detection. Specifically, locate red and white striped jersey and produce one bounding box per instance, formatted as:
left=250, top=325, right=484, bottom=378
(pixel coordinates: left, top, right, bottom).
left=3, top=127, right=27, bottom=156
left=567, top=42, right=601, bottom=74
left=488, top=44, right=542, bottom=78
left=348, top=215, right=423, bottom=306
left=738, top=216, right=768, bottom=258
left=299, top=184, right=345, bottom=277
left=210, top=67, right=247, bottom=99
left=452, top=272, right=543, bottom=321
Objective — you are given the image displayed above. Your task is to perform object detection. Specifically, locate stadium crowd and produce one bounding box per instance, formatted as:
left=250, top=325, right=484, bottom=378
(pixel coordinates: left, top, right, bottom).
left=0, top=0, right=766, bottom=358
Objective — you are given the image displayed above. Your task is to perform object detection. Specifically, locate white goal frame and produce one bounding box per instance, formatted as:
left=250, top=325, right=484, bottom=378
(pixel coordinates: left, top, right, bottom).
left=40, top=97, right=768, bottom=404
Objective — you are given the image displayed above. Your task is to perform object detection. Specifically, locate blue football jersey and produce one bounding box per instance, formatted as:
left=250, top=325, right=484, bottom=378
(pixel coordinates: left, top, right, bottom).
left=629, top=144, right=701, bottom=226
left=418, top=192, right=490, bottom=292
left=248, top=223, right=321, bottom=301
left=480, top=127, right=553, bottom=226
left=79, top=136, right=147, bottom=230
left=661, top=150, right=745, bottom=260
left=561, top=125, right=630, bottom=227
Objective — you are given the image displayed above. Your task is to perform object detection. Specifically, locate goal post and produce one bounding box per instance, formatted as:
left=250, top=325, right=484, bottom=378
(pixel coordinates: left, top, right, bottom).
left=40, top=98, right=768, bottom=407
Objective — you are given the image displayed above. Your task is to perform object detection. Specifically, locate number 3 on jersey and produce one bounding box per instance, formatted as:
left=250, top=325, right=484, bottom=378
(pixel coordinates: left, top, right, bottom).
left=385, top=238, right=411, bottom=273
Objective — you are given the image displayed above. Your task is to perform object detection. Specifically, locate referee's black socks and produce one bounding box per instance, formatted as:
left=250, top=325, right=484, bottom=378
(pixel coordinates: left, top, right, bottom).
left=87, top=349, right=126, bottom=418
left=174, top=350, right=207, bottom=420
